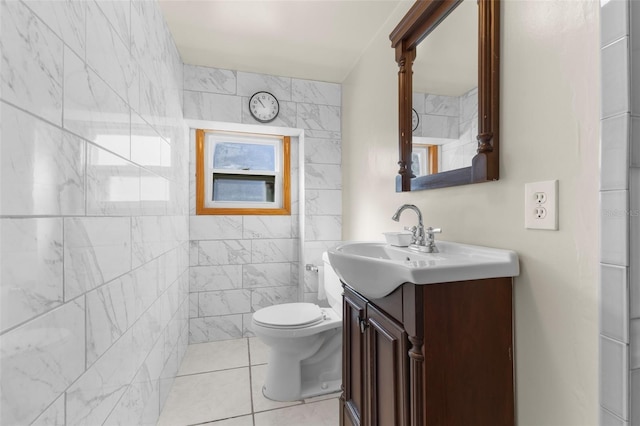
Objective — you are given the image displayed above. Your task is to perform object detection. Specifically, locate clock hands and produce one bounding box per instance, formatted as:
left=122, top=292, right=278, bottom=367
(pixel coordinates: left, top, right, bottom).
left=258, top=98, right=266, bottom=108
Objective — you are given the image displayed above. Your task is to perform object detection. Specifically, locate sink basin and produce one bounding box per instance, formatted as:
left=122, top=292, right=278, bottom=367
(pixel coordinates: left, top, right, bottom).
left=327, top=241, right=519, bottom=299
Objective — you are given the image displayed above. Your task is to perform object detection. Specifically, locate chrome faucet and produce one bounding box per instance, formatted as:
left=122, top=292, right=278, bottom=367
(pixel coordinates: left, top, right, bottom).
left=391, top=204, right=442, bottom=253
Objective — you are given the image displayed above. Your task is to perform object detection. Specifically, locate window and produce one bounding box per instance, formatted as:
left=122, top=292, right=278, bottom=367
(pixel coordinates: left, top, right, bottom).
left=196, top=129, right=291, bottom=215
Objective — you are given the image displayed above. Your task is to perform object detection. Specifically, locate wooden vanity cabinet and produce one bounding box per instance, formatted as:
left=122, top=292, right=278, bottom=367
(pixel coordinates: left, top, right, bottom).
left=340, top=277, right=514, bottom=426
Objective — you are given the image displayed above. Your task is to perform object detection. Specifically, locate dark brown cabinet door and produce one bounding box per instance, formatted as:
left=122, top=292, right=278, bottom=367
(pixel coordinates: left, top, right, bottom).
left=366, top=304, right=408, bottom=426
left=342, top=287, right=367, bottom=426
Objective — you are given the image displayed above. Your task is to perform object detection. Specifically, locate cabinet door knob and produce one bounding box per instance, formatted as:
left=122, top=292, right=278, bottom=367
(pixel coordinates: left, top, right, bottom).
left=357, top=315, right=368, bottom=333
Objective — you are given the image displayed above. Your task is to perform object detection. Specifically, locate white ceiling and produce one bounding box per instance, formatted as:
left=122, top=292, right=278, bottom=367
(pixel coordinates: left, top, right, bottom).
left=158, top=0, right=406, bottom=83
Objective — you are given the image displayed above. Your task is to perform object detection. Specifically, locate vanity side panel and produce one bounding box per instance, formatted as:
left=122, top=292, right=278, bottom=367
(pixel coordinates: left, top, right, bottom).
left=342, top=286, right=368, bottom=426
left=422, top=277, right=514, bottom=426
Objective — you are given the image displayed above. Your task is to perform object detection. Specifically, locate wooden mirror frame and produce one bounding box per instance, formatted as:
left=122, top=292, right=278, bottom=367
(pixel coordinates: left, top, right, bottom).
left=390, top=0, right=500, bottom=192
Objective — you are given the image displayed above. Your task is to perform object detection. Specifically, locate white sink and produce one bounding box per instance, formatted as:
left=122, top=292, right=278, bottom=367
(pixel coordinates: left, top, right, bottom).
left=327, top=241, right=519, bottom=299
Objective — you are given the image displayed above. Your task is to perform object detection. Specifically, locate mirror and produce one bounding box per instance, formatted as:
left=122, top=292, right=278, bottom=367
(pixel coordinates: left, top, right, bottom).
left=390, top=0, right=500, bottom=191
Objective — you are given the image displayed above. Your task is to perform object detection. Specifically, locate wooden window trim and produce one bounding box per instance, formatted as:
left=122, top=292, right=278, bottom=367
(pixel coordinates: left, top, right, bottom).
left=196, top=129, right=291, bottom=215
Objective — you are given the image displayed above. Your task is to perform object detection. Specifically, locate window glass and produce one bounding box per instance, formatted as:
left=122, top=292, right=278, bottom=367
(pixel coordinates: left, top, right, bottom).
left=213, top=142, right=276, bottom=171
left=212, top=174, right=275, bottom=202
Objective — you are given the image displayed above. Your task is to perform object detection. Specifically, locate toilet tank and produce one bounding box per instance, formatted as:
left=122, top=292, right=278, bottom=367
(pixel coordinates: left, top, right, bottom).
left=322, top=252, right=343, bottom=318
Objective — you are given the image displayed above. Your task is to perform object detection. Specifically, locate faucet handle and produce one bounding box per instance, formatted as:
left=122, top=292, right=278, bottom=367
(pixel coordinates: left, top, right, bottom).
left=426, top=227, right=442, bottom=234
left=404, top=226, right=417, bottom=233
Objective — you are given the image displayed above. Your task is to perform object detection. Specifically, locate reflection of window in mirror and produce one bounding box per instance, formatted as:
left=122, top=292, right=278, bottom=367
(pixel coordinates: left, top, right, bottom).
left=412, top=144, right=439, bottom=177
left=412, top=0, right=478, bottom=173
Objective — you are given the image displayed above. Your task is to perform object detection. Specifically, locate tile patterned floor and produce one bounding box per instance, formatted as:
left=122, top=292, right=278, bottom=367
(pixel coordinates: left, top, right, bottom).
left=157, top=338, right=340, bottom=426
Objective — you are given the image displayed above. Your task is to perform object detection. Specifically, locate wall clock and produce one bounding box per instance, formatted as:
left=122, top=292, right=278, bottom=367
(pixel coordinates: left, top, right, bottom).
left=249, top=91, right=280, bottom=123
left=412, top=108, right=419, bottom=132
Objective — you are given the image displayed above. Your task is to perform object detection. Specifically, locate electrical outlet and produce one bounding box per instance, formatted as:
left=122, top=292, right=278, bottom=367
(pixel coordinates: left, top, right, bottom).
left=525, top=180, right=558, bottom=230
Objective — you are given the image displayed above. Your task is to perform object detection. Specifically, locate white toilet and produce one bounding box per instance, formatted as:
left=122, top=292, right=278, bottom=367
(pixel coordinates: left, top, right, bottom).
left=251, top=252, right=342, bottom=401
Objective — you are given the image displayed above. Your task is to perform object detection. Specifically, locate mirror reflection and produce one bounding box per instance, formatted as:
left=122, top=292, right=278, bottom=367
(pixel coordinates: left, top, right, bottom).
left=411, top=0, right=478, bottom=176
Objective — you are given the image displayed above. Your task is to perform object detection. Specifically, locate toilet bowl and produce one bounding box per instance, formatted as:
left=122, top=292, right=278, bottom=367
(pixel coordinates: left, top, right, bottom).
left=251, top=252, right=343, bottom=401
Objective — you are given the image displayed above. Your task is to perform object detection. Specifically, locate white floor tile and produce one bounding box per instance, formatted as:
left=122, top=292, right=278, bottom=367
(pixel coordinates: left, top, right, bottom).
left=178, top=339, right=249, bottom=376
left=201, top=415, right=254, bottom=426
left=251, top=364, right=302, bottom=413
left=303, top=391, right=341, bottom=404
left=248, top=337, right=269, bottom=365
left=254, top=399, right=339, bottom=426
left=158, top=369, right=252, bottom=426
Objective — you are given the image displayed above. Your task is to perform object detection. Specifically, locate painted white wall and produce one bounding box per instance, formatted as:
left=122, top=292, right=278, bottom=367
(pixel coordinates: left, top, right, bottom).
left=342, top=1, right=600, bottom=425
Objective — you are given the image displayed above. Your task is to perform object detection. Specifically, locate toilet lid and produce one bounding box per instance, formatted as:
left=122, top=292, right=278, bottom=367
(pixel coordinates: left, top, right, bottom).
left=253, top=303, right=324, bottom=328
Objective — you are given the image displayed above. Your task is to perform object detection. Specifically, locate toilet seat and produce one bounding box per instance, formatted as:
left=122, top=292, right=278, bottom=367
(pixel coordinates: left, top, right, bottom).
left=253, top=303, right=325, bottom=329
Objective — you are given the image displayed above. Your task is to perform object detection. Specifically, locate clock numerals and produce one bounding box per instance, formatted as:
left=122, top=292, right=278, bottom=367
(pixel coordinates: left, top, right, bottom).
left=249, top=91, right=279, bottom=123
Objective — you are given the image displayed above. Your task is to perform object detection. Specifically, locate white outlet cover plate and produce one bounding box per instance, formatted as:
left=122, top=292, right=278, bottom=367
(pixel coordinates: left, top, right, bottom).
left=525, top=180, right=558, bottom=230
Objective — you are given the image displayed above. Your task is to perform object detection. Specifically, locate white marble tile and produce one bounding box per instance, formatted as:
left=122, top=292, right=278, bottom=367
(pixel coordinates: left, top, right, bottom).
left=306, top=190, right=342, bottom=215
left=243, top=263, right=293, bottom=288
left=140, top=168, right=170, bottom=215
left=158, top=368, right=252, bottom=426
left=0, top=218, right=63, bottom=332
left=86, top=1, right=135, bottom=106
left=252, top=239, right=299, bottom=263
left=132, top=216, right=177, bottom=267
left=184, top=65, right=236, bottom=94
left=191, top=265, right=243, bottom=292
left=412, top=92, right=426, bottom=114
left=189, top=315, right=243, bottom=343
left=253, top=396, right=338, bottom=425
left=601, top=408, right=627, bottom=426
left=184, top=90, right=242, bottom=122
left=249, top=337, right=269, bottom=365
left=304, top=129, right=341, bottom=140
left=201, top=416, right=254, bottom=426
left=237, top=71, right=291, bottom=101
left=190, top=293, right=199, bottom=318
left=292, top=79, right=340, bottom=106
left=64, top=47, right=131, bottom=158
left=0, top=300, right=85, bottom=426
left=601, top=264, right=630, bottom=342
left=459, top=87, right=478, bottom=123
left=600, top=335, right=629, bottom=420
left=424, top=94, right=459, bottom=117
left=1, top=103, right=85, bottom=216
left=305, top=138, right=341, bottom=165
left=297, top=103, right=341, bottom=132
left=631, top=319, right=640, bottom=369
left=632, top=117, right=640, bottom=168
left=250, top=364, right=302, bottom=413
left=602, top=37, right=630, bottom=119
left=66, top=330, right=138, bottom=425
left=305, top=215, right=342, bottom=241
left=244, top=216, right=293, bottom=239
left=631, top=369, right=640, bottom=425
left=601, top=0, right=629, bottom=48
left=178, top=339, right=249, bottom=376
left=304, top=241, right=341, bottom=266
left=197, top=240, right=252, bottom=265
left=95, top=0, right=131, bottom=48
left=86, top=274, right=137, bottom=366
left=86, top=144, right=142, bottom=215
left=601, top=114, right=630, bottom=190
left=306, top=164, right=342, bottom=190
left=1, top=0, right=63, bottom=125
left=64, top=216, right=132, bottom=300
left=251, top=286, right=298, bottom=311
left=199, top=290, right=251, bottom=316
left=190, top=215, right=243, bottom=240
left=601, top=191, right=630, bottom=266
left=242, top=313, right=255, bottom=337
left=24, top=0, right=86, bottom=58
left=420, top=114, right=459, bottom=139
left=630, top=169, right=640, bottom=318
left=31, top=393, right=65, bottom=426
left=103, top=364, right=159, bottom=426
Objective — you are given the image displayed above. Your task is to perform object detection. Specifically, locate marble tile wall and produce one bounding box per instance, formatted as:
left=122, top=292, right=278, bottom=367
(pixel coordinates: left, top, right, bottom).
left=413, top=87, right=478, bottom=172
left=184, top=65, right=342, bottom=343
left=0, top=0, right=189, bottom=424
left=599, top=0, right=640, bottom=423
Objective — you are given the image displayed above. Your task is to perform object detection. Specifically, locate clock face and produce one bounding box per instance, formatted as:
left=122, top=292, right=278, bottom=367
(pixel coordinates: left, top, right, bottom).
left=412, top=108, right=419, bottom=132
left=249, top=91, right=279, bottom=123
